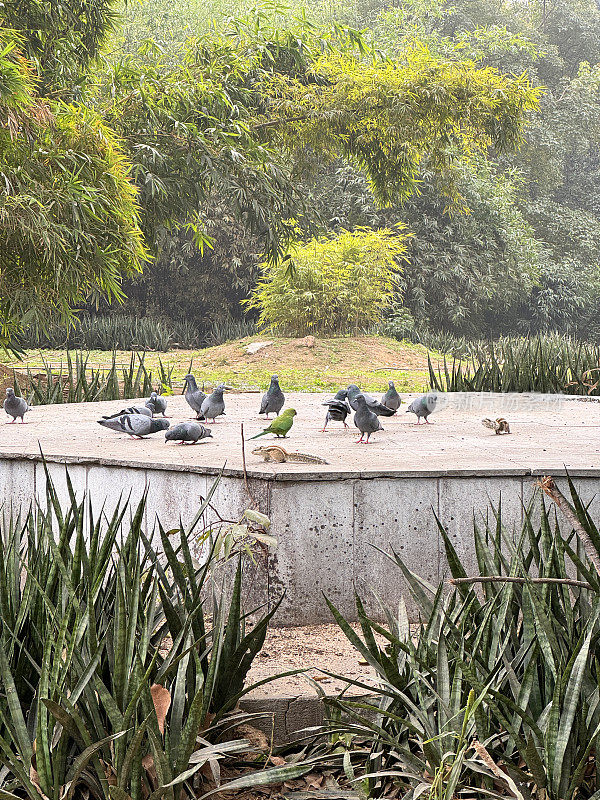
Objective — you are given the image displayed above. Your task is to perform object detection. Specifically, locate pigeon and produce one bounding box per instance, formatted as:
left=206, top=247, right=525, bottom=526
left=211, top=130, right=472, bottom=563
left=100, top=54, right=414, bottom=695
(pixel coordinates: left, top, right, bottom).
left=322, top=389, right=351, bottom=431
left=4, top=388, right=30, bottom=423
left=406, top=393, right=438, bottom=424
left=98, top=414, right=170, bottom=438
left=381, top=381, right=401, bottom=412
left=249, top=408, right=297, bottom=439
left=165, top=422, right=212, bottom=444
left=149, top=391, right=168, bottom=417
left=347, top=384, right=395, bottom=417
left=259, top=375, right=285, bottom=419
left=353, top=394, right=383, bottom=444
left=199, top=384, right=228, bottom=423
left=183, top=374, right=207, bottom=419
left=102, top=403, right=154, bottom=420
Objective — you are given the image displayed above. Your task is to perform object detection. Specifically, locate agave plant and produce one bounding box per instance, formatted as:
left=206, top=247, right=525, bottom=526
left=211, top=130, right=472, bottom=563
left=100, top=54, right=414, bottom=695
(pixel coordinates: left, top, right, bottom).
left=426, top=333, right=600, bottom=395
left=325, top=482, right=600, bottom=800
left=0, top=464, right=302, bottom=800
left=12, top=351, right=174, bottom=405
left=17, top=314, right=202, bottom=352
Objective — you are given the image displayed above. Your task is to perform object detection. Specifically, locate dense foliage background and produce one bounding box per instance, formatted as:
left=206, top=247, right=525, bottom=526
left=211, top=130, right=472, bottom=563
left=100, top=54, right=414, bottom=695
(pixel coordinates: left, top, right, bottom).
left=4, top=0, right=600, bottom=343
left=111, top=0, right=600, bottom=340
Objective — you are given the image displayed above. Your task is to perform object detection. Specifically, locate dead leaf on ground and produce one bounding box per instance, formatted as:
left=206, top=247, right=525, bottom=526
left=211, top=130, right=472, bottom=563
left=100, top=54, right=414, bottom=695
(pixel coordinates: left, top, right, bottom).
left=232, top=723, right=271, bottom=753
left=150, top=684, right=171, bottom=735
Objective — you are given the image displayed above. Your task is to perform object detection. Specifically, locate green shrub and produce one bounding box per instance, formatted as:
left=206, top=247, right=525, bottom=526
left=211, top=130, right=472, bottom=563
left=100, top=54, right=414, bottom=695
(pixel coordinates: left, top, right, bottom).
left=325, top=480, right=600, bottom=800
left=245, top=227, right=409, bottom=336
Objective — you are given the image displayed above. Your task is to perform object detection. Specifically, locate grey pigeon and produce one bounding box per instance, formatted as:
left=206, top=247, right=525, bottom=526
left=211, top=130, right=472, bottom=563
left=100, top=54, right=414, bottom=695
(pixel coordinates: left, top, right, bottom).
left=259, top=375, right=285, bottom=419
left=102, top=403, right=154, bottom=420
left=183, top=374, right=207, bottom=419
left=353, top=394, right=384, bottom=444
left=381, top=381, right=401, bottom=412
left=165, top=422, right=212, bottom=445
left=322, top=389, right=351, bottom=431
left=347, top=384, right=395, bottom=417
left=98, top=414, right=170, bottom=438
left=4, top=388, right=29, bottom=423
left=406, top=393, right=438, bottom=424
left=149, top=391, right=168, bottom=417
left=199, top=384, right=227, bottom=423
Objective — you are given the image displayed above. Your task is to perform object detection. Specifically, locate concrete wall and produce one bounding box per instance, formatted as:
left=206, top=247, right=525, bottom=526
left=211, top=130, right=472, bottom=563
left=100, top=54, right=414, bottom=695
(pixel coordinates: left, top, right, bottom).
left=0, top=454, right=598, bottom=625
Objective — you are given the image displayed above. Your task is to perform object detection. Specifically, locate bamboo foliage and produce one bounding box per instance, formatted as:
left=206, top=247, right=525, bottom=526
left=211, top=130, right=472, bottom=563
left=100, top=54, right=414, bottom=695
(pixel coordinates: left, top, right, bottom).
left=245, top=227, right=409, bottom=335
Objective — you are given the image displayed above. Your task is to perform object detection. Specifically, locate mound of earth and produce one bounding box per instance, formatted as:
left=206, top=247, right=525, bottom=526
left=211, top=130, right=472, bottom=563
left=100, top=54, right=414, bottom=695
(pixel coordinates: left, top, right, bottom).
left=178, top=334, right=436, bottom=391
left=1, top=335, right=438, bottom=393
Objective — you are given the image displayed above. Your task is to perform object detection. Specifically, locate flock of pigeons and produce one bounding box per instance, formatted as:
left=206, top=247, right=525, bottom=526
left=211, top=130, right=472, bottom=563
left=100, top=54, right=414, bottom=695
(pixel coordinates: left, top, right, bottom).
left=3, top=374, right=438, bottom=446
left=323, top=382, right=437, bottom=443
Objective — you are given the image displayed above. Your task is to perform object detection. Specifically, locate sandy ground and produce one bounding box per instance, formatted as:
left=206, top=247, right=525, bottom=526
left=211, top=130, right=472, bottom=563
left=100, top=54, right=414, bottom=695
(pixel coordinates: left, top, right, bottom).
left=2, top=390, right=600, bottom=476
left=244, top=623, right=387, bottom=699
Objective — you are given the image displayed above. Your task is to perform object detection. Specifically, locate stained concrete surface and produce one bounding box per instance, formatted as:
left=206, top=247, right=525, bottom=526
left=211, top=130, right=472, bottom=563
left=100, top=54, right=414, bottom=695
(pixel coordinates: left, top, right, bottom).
left=1, top=391, right=600, bottom=623
left=1, top=391, right=599, bottom=477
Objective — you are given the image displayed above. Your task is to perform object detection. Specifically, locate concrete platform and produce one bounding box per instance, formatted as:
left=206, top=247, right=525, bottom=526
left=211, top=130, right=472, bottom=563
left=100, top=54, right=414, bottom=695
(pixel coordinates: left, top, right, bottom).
left=1, top=390, right=600, bottom=624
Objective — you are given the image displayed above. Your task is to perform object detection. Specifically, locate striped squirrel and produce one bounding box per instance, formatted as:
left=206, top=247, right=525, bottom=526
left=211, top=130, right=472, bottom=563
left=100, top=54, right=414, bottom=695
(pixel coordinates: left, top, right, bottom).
left=252, top=445, right=328, bottom=464
left=482, top=417, right=511, bottom=435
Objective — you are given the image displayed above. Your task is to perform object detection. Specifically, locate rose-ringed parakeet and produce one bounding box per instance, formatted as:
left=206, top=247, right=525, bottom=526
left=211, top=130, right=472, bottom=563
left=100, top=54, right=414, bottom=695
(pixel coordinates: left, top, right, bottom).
left=249, top=408, right=297, bottom=439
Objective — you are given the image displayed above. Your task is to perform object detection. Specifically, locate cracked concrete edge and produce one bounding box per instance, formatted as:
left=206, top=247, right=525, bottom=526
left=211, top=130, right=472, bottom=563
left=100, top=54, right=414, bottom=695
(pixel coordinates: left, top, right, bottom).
left=239, top=693, right=377, bottom=745
left=0, top=449, right=597, bottom=481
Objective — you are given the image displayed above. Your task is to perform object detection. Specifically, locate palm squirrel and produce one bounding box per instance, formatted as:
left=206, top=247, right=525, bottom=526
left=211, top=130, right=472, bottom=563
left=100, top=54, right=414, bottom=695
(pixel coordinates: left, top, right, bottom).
left=252, top=445, right=328, bottom=464
left=482, top=417, right=511, bottom=435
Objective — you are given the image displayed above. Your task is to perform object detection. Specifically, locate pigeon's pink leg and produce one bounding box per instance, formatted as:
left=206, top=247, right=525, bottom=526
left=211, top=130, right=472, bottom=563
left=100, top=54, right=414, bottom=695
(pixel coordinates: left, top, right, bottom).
left=7, top=419, right=16, bottom=423
left=355, top=435, right=364, bottom=444
left=425, top=418, right=434, bottom=424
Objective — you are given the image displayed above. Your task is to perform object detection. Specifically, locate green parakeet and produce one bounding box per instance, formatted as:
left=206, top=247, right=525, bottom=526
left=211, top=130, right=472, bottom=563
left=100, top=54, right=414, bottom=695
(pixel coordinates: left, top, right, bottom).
left=249, top=408, right=297, bottom=439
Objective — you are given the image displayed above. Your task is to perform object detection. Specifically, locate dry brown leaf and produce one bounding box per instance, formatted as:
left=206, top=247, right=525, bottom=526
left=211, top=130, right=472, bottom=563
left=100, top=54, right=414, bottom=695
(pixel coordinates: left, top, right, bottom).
left=269, top=755, right=286, bottom=767
left=142, top=752, right=158, bottom=794
left=232, top=723, right=270, bottom=753
left=29, top=766, right=50, bottom=800
left=150, top=684, right=171, bottom=735
left=101, top=760, right=117, bottom=787
left=304, top=773, right=324, bottom=789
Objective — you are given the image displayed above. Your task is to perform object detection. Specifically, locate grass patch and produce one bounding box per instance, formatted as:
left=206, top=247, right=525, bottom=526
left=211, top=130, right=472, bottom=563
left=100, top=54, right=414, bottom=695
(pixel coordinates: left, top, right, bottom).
left=1, top=335, right=438, bottom=393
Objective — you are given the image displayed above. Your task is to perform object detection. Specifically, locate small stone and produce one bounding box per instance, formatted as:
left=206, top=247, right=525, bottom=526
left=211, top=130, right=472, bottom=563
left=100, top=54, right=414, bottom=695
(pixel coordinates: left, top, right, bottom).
left=245, top=341, right=273, bottom=355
